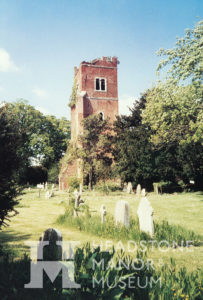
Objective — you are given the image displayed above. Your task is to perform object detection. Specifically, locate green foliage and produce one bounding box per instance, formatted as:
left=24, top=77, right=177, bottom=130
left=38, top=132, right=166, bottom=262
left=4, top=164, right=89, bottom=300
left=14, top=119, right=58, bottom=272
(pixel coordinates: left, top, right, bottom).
left=95, top=181, right=120, bottom=195
left=142, top=83, right=203, bottom=146
left=78, top=115, right=113, bottom=190
left=113, top=94, right=159, bottom=190
left=68, top=77, right=78, bottom=108
left=0, top=244, right=202, bottom=299
left=7, top=100, right=71, bottom=172
left=67, top=176, right=80, bottom=191
left=0, top=104, right=23, bottom=228
left=48, top=163, right=60, bottom=183
left=157, top=20, right=203, bottom=86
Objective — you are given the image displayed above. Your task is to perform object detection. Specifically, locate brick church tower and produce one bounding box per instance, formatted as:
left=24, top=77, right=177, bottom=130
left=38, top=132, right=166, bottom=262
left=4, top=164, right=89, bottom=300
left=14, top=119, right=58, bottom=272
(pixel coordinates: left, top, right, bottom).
left=59, top=56, right=119, bottom=189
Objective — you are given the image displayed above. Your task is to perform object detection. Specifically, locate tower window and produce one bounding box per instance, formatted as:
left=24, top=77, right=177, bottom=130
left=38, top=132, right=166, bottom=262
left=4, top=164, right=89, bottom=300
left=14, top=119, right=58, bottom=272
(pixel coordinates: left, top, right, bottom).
left=96, top=78, right=100, bottom=90
left=95, top=78, right=106, bottom=91
left=99, top=112, right=104, bottom=121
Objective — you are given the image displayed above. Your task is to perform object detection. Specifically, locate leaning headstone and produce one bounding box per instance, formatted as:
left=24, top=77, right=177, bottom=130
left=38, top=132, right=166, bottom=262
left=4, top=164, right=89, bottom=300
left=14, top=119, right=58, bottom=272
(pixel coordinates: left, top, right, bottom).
left=45, top=182, right=48, bottom=191
left=52, top=184, right=55, bottom=191
left=127, top=182, right=133, bottom=194
left=141, top=188, right=146, bottom=197
left=38, top=228, right=62, bottom=260
left=136, top=184, right=141, bottom=197
left=137, top=197, right=154, bottom=237
left=100, top=205, right=107, bottom=224
left=114, top=200, right=130, bottom=228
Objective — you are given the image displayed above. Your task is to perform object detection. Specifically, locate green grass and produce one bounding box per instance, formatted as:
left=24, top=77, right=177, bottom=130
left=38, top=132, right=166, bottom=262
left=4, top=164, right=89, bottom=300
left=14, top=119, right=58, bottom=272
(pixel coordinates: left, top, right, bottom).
left=57, top=210, right=202, bottom=247
left=0, top=188, right=202, bottom=272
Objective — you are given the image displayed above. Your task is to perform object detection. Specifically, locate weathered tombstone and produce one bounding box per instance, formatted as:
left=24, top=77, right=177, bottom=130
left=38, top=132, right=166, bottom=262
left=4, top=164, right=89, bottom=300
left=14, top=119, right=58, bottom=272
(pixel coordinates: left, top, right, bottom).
left=38, top=189, right=41, bottom=198
left=127, top=182, right=133, bottom=194
left=45, top=190, right=54, bottom=199
left=114, top=200, right=130, bottom=228
left=153, top=183, right=159, bottom=195
left=100, top=205, right=107, bottom=224
left=38, top=228, right=62, bottom=260
left=136, top=184, right=141, bottom=197
left=137, top=197, right=154, bottom=237
left=52, top=184, right=55, bottom=191
left=45, top=182, right=48, bottom=191
left=141, top=188, right=146, bottom=197
left=122, top=183, right=127, bottom=192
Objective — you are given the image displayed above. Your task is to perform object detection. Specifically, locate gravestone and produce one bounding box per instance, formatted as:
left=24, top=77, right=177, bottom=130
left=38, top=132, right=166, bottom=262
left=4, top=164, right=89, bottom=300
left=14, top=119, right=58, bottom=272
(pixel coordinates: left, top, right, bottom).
left=73, top=190, right=84, bottom=217
left=100, top=205, right=107, bottom=224
left=127, top=182, right=133, bottom=194
left=38, top=228, right=62, bottom=260
left=114, top=200, right=130, bottom=228
left=45, top=190, right=54, bottom=199
left=141, top=188, right=146, bottom=197
left=137, top=197, right=154, bottom=237
left=153, top=183, right=159, bottom=195
left=136, top=184, right=141, bottom=197
left=52, top=184, right=55, bottom=191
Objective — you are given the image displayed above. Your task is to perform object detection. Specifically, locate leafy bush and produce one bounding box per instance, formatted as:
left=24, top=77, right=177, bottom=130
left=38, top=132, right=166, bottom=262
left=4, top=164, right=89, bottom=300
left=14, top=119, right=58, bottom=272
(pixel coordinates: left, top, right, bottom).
left=48, top=164, right=59, bottom=183
left=95, top=181, right=121, bottom=194
left=67, top=176, right=80, bottom=192
left=0, top=245, right=202, bottom=299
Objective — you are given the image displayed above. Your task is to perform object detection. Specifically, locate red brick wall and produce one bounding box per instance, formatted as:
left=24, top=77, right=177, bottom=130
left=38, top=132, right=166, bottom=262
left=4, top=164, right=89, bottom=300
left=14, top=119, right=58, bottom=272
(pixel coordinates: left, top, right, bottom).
left=61, top=57, right=119, bottom=188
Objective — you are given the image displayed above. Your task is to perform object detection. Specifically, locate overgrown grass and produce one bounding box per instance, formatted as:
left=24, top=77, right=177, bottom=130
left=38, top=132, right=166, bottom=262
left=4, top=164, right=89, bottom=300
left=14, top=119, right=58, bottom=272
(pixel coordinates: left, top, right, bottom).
left=57, top=207, right=202, bottom=247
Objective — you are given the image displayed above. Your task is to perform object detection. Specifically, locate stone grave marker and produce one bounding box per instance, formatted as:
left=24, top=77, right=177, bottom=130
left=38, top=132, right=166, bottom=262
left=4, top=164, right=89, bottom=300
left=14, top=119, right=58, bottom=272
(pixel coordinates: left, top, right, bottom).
left=100, top=205, right=107, bottom=224
left=136, top=184, right=141, bottom=197
left=38, top=228, right=62, bottom=261
left=127, top=182, right=133, bottom=194
left=137, top=197, right=154, bottom=237
left=114, top=200, right=130, bottom=228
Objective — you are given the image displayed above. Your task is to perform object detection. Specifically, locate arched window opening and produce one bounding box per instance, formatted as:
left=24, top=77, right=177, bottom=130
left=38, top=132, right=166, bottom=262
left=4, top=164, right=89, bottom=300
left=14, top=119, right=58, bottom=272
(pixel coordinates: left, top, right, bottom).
left=99, top=112, right=104, bottom=121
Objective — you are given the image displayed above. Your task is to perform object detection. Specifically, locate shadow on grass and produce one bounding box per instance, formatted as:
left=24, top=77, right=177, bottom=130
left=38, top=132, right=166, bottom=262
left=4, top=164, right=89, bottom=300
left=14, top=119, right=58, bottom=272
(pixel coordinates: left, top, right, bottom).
left=0, top=230, right=31, bottom=257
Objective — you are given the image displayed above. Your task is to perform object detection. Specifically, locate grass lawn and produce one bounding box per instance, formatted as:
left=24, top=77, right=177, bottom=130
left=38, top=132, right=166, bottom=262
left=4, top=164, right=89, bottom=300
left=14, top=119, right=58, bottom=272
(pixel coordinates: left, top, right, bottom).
left=0, top=188, right=202, bottom=272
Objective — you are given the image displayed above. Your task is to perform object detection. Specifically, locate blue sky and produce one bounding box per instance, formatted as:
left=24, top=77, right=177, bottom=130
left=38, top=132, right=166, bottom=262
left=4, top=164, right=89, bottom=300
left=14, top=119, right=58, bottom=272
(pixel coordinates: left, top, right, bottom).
left=0, top=0, right=202, bottom=118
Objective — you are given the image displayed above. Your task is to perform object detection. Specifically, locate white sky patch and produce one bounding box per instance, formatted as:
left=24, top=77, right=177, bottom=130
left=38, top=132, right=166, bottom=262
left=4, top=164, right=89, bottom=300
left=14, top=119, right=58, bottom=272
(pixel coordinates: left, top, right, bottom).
left=0, top=86, right=4, bottom=92
left=0, top=48, right=19, bottom=72
left=35, top=106, right=51, bottom=116
left=119, top=94, right=136, bottom=116
left=32, top=87, right=48, bottom=98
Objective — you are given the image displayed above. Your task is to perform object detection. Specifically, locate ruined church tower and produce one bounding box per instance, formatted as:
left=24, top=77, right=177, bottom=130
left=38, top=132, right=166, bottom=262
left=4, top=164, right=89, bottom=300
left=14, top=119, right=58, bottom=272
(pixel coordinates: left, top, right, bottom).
left=59, top=56, right=119, bottom=189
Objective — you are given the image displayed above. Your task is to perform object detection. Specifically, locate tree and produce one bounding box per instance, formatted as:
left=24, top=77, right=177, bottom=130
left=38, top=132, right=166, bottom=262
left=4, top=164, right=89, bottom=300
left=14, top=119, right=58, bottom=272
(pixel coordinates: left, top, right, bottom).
left=157, top=20, right=203, bottom=86
left=141, top=21, right=203, bottom=188
left=7, top=100, right=71, bottom=178
left=78, top=115, right=113, bottom=190
left=0, top=104, right=23, bottom=228
left=142, top=82, right=203, bottom=146
left=113, top=95, right=160, bottom=189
